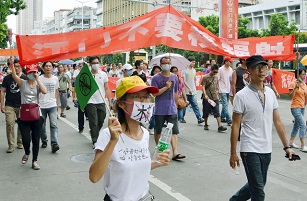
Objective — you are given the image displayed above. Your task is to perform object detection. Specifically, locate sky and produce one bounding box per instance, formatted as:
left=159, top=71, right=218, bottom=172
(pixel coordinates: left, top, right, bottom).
left=7, top=0, right=97, bottom=33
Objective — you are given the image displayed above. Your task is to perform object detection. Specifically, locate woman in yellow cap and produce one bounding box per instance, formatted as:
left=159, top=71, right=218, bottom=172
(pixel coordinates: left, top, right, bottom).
left=89, top=76, right=170, bottom=201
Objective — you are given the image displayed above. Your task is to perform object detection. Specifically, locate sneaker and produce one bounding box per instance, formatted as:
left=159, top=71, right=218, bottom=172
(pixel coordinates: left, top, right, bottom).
left=227, top=120, right=232, bottom=126
left=198, top=118, right=205, bottom=124
left=204, top=125, right=209, bottom=130
left=221, top=119, right=227, bottom=123
left=78, top=129, right=84, bottom=133
left=41, top=142, right=47, bottom=148
left=17, top=144, right=24, bottom=149
left=51, top=144, right=60, bottom=153
left=148, top=129, right=154, bottom=135
left=179, top=119, right=186, bottom=123
left=300, top=146, right=307, bottom=152
left=21, top=154, right=29, bottom=164
left=290, top=143, right=299, bottom=149
left=66, top=106, right=70, bottom=110
left=32, top=161, right=40, bottom=170
left=60, top=113, right=66, bottom=118
left=6, top=147, right=14, bottom=153
left=218, top=126, right=227, bottom=132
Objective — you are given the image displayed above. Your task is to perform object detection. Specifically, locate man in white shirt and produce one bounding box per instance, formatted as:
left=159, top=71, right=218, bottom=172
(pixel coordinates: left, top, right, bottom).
left=182, top=56, right=204, bottom=124
left=86, top=56, right=111, bottom=147
left=218, top=57, right=233, bottom=126
left=229, top=55, right=296, bottom=201
left=39, top=62, right=60, bottom=153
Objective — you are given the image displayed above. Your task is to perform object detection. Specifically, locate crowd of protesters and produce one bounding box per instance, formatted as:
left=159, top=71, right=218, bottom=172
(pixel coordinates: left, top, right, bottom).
left=0, top=54, right=303, bottom=200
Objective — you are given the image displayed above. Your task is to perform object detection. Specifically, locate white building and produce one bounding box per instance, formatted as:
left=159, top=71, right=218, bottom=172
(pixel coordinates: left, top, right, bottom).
left=239, top=0, right=301, bottom=31
left=17, top=0, right=43, bottom=34
left=67, top=6, right=97, bottom=32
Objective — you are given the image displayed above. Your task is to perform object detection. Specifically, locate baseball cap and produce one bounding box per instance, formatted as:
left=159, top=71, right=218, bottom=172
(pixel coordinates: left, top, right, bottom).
left=25, top=64, right=38, bottom=73
left=224, top=56, right=234, bottom=63
left=122, top=64, right=133, bottom=71
left=116, top=76, right=159, bottom=99
left=246, top=55, right=267, bottom=68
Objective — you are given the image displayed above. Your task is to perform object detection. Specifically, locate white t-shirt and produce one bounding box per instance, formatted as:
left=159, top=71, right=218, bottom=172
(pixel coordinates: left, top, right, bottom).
left=218, top=65, right=233, bottom=93
left=182, top=68, right=197, bottom=95
left=72, top=69, right=80, bottom=80
left=39, top=75, right=59, bottom=108
left=233, top=84, right=278, bottom=153
left=88, top=70, right=108, bottom=104
left=95, top=127, right=151, bottom=201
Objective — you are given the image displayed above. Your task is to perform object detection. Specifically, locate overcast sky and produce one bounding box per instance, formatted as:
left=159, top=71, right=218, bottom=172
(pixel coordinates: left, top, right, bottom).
left=7, top=0, right=97, bottom=33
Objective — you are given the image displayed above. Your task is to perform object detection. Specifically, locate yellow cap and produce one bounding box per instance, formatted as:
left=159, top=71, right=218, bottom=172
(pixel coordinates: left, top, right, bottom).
left=116, top=76, right=159, bottom=99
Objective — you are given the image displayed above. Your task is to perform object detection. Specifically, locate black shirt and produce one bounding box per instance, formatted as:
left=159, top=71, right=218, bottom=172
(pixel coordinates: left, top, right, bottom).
left=235, top=67, right=249, bottom=93
left=2, top=74, right=27, bottom=108
left=132, top=71, right=147, bottom=83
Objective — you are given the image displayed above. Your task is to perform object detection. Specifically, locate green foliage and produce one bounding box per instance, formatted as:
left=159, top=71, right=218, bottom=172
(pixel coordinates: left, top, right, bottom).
left=198, top=15, right=219, bottom=36
left=261, top=14, right=297, bottom=37
left=112, top=53, right=124, bottom=64
left=238, top=15, right=260, bottom=38
left=0, top=0, right=26, bottom=48
left=102, top=55, right=109, bottom=64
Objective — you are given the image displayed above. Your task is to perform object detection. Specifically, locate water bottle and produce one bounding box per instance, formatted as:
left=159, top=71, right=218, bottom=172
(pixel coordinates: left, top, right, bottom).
left=208, top=99, right=216, bottom=107
left=234, top=166, right=240, bottom=175
left=153, top=123, right=173, bottom=162
left=187, top=104, right=192, bottom=112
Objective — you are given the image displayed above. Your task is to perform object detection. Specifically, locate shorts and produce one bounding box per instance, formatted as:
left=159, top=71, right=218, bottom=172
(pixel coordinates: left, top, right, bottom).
left=59, top=91, right=67, bottom=108
left=154, top=114, right=179, bottom=135
left=202, top=99, right=220, bottom=118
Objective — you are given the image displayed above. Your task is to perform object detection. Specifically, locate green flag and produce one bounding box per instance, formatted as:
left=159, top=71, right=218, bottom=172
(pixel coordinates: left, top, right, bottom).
left=75, top=64, right=99, bottom=110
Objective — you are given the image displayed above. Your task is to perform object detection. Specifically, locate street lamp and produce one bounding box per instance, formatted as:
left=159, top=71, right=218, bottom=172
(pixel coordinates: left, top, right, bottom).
left=75, top=0, right=92, bottom=30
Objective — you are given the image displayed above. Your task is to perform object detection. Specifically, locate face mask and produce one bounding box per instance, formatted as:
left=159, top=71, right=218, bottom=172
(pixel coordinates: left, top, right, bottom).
left=127, top=70, right=133, bottom=76
left=91, top=64, right=99, bottom=70
left=27, top=73, right=35, bottom=80
left=161, top=64, right=170, bottom=71
left=123, top=101, right=154, bottom=125
left=6, top=69, right=10, bottom=74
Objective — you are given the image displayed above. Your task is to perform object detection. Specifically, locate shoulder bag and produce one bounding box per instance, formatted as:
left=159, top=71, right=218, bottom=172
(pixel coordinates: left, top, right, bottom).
left=20, top=85, right=40, bottom=122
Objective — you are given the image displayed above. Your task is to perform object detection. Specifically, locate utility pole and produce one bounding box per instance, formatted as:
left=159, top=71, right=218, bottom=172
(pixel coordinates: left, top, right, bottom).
left=75, top=0, right=92, bottom=30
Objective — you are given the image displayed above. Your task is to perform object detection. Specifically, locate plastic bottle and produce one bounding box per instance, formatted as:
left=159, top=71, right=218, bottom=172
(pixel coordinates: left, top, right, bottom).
left=234, top=166, right=240, bottom=175
left=208, top=99, right=216, bottom=107
left=187, top=104, right=192, bottom=112
left=153, top=122, right=174, bottom=162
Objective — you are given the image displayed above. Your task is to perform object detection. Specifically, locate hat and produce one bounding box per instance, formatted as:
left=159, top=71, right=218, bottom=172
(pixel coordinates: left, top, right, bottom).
left=122, top=64, right=133, bottom=70
left=25, top=64, right=38, bottom=73
left=246, top=55, right=267, bottom=67
left=224, top=56, right=234, bottom=63
left=116, top=76, right=159, bottom=99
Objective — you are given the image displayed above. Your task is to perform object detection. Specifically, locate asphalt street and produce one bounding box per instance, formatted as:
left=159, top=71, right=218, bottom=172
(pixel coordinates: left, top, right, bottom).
left=1, top=93, right=307, bottom=201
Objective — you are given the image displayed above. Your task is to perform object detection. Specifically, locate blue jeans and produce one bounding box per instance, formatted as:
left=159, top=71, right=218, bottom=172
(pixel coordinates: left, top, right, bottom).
left=220, top=93, right=231, bottom=121
left=41, top=107, right=58, bottom=145
left=290, top=108, right=306, bottom=138
left=230, top=152, right=271, bottom=201
left=186, top=94, right=202, bottom=121
left=178, top=107, right=186, bottom=121
left=149, top=107, right=155, bottom=130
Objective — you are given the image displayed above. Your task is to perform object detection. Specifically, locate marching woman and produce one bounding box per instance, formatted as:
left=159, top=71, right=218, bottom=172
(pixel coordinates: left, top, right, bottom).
left=11, top=59, right=47, bottom=170
left=89, top=76, right=170, bottom=201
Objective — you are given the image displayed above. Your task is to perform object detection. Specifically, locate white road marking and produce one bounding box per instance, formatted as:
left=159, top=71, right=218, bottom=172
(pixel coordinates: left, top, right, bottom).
left=59, top=116, right=191, bottom=201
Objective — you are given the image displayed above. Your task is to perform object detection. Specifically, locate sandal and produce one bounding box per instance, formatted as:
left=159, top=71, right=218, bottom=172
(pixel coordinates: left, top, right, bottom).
left=172, top=154, right=186, bottom=161
left=60, top=113, right=66, bottom=118
left=21, top=154, right=29, bottom=164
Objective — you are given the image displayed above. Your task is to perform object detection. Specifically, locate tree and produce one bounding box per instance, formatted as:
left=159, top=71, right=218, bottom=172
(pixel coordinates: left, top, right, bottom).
left=198, top=14, right=219, bottom=36
left=261, top=14, right=297, bottom=37
left=0, top=0, right=26, bottom=48
left=112, top=53, right=124, bottom=64
left=238, top=15, right=260, bottom=38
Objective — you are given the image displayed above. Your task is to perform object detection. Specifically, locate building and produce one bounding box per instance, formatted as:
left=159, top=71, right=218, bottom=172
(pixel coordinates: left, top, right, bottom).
left=16, top=0, right=43, bottom=34
left=239, top=0, right=301, bottom=31
left=67, top=6, right=97, bottom=32
left=98, top=0, right=192, bottom=27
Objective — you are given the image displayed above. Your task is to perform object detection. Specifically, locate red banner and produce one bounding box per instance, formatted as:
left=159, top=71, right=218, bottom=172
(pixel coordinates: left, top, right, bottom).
left=16, top=5, right=295, bottom=65
left=108, top=77, right=120, bottom=98
left=272, top=68, right=295, bottom=94
left=220, top=0, right=238, bottom=39
left=0, top=49, right=18, bottom=56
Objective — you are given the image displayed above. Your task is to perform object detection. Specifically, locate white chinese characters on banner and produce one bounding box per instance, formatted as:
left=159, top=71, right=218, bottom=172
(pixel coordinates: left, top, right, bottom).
left=118, top=18, right=151, bottom=42
left=155, top=13, right=186, bottom=41
left=256, top=42, right=285, bottom=55
left=221, top=40, right=250, bottom=57
left=281, top=73, right=295, bottom=89
left=100, top=32, right=111, bottom=49
left=188, top=26, right=217, bottom=48
left=32, top=41, right=69, bottom=57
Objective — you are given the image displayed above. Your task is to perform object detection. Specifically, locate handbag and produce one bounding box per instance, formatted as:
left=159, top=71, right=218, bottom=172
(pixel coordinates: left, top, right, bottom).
left=20, top=103, right=40, bottom=121
left=177, top=96, right=187, bottom=109
left=20, top=84, right=40, bottom=122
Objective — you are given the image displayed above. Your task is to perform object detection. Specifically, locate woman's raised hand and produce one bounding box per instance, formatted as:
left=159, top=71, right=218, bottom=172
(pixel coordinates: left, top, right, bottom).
left=108, top=117, right=122, bottom=142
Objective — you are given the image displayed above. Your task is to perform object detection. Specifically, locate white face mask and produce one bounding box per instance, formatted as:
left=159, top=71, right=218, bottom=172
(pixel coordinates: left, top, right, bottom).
left=161, top=64, right=170, bottom=71
left=91, top=64, right=99, bottom=70
left=123, top=101, right=154, bottom=125
left=27, top=73, right=35, bottom=80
